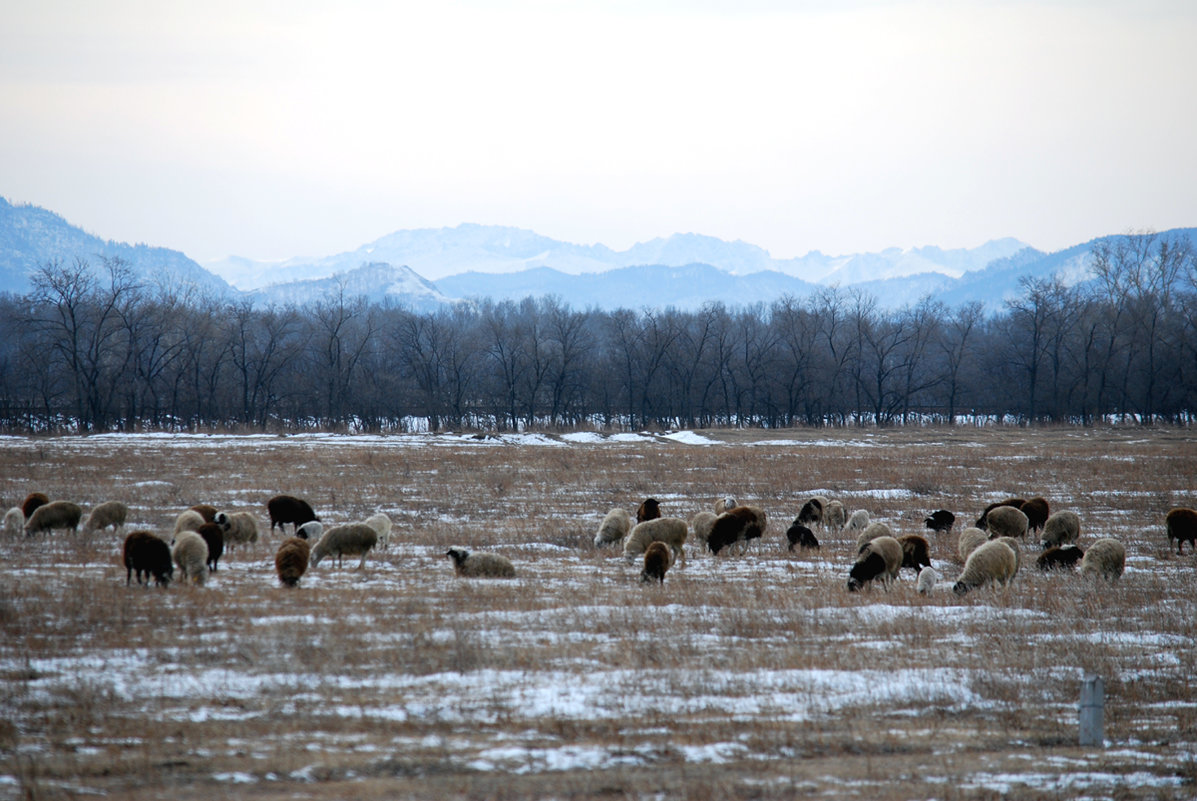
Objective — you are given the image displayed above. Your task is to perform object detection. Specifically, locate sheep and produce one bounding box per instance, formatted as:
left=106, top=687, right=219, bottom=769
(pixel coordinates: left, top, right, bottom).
left=796, top=497, right=823, bottom=528
left=706, top=506, right=768, bottom=555
left=364, top=512, right=394, bottom=549
left=1165, top=507, right=1197, bottom=555
left=924, top=509, right=955, bottom=534
left=445, top=547, right=516, bottom=578
left=266, top=494, right=319, bottom=535
left=594, top=508, right=633, bottom=548
left=625, top=517, right=689, bottom=563
left=993, top=536, right=1022, bottom=574
left=123, top=530, right=173, bottom=587
left=896, top=534, right=932, bottom=572
left=195, top=523, right=224, bottom=571
left=1080, top=538, right=1126, bottom=582
left=916, top=566, right=938, bottom=595
left=24, top=501, right=82, bottom=536
left=847, top=535, right=902, bottom=592
left=1036, top=545, right=1084, bottom=571
left=215, top=511, right=259, bottom=549
left=855, top=521, right=894, bottom=553
left=785, top=520, right=819, bottom=551
left=823, top=500, right=847, bottom=532
left=296, top=520, right=323, bottom=541
left=1041, top=511, right=1081, bottom=550
left=173, top=509, right=205, bottom=536
left=636, top=498, right=662, bottom=524
left=713, top=496, right=737, bottom=514
left=1020, top=497, right=1051, bottom=533
left=975, top=497, right=1027, bottom=529
left=311, top=523, right=378, bottom=569
left=843, top=509, right=870, bottom=534
left=984, top=506, right=1029, bottom=540
left=957, top=527, right=988, bottom=561
left=21, top=492, right=49, bottom=519
left=3, top=507, right=23, bottom=537
left=82, top=501, right=128, bottom=535
left=171, top=530, right=209, bottom=585
left=952, top=540, right=1018, bottom=595
left=274, top=537, right=311, bottom=587
left=689, top=511, right=718, bottom=546
left=640, top=541, right=672, bottom=583
left=189, top=504, right=218, bottom=523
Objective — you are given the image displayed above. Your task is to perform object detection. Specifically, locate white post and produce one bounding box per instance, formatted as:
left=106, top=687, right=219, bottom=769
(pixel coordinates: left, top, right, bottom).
left=1079, top=675, right=1105, bottom=747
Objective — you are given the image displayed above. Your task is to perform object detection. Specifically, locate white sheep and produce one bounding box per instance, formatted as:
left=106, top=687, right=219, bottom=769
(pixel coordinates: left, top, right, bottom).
left=3, top=507, right=23, bottom=537
left=952, top=540, right=1018, bottom=595
left=843, top=509, right=870, bottom=534
left=171, top=530, right=209, bottom=585
left=714, top=496, right=737, bottom=514
left=296, top=520, right=323, bottom=541
left=916, top=566, right=938, bottom=595
left=593, top=508, right=633, bottom=548
left=957, top=527, right=988, bottom=561
left=689, top=511, right=718, bottom=545
left=984, top=506, right=1029, bottom=539
left=173, top=509, right=205, bottom=537
left=1041, top=511, right=1081, bottom=549
left=364, top=512, right=393, bottom=549
left=824, top=500, right=847, bottom=532
left=83, top=500, right=128, bottom=535
left=215, top=511, right=259, bottom=549
left=624, top=517, right=689, bottom=563
left=311, top=523, right=377, bottom=569
left=445, top=547, right=516, bottom=578
left=1080, top=538, right=1125, bottom=582
left=855, top=521, right=894, bottom=553
left=992, top=535, right=1022, bottom=575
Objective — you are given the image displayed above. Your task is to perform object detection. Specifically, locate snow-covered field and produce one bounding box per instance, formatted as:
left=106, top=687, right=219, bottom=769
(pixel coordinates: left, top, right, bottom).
left=0, top=427, right=1194, bottom=799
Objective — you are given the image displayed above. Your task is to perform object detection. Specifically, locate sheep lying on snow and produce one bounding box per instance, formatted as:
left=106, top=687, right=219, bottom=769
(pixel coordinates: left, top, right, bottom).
left=636, top=498, right=661, bottom=523
left=1081, top=538, right=1125, bottom=582
left=797, top=498, right=823, bottom=528
left=445, top=547, right=516, bottom=578
left=855, top=521, right=894, bottom=553
left=924, top=509, right=955, bottom=534
left=1037, top=545, right=1084, bottom=571
left=83, top=501, right=128, bottom=535
left=364, top=512, right=393, bottom=549
left=976, top=498, right=1027, bottom=529
left=189, top=504, right=217, bottom=523
left=1041, top=511, right=1081, bottom=549
left=985, top=506, right=1029, bottom=539
left=785, top=520, right=819, bottom=551
left=689, top=511, right=718, bottom=546
left=296, top=521, right=322, bottom=541
left=594, top=508, right=633, bottom=548
left=847, top=535, right=902, bottom=592
left=173, top=509, right=205, bottom=536
left=844, top=509, right=870, bottom=534
left=25, top=501, right=82, bottom=536
left=1165, top=508, right=1197, bottom=555
left=714, top=497, right=737, bottom=514
left=957, top=527, right=988, bottom=561
left=706, top=506, right=767, bottom=555
left=916, top=566, right=938, bottom=595
left=215, top=511, right=259, bottom=549
left=625, top=517, right=689, bottom=562
left=123, top=530, right=173, bottom=586
left=275, top=537, right=311, bottom=587
left=171, top=530, right=209, bottom=585
left=21, top=492, right=49, bottom=520
left=195, top=523, right=224, bottom=571
left=267, top=494, right=319, bottom=535
left=824, top=500, right=846, bottom=532
left=952, top=540, right=1018, bottom=595
left=641, top=541, right=672, bottom=583
left=1020, top=497, right=1050, bottom=533
left=311, top=523, right=377, bottom=569
left=897, top=534, right=932, bottom=572
left=3, top=507, right=23, bottom=537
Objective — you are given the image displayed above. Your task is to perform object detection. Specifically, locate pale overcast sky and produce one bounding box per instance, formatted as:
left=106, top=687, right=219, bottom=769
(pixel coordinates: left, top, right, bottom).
left=2, top=1, right=1194, bottom=263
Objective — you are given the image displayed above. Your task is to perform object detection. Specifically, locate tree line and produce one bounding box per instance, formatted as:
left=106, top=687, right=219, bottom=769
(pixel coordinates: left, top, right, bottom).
left=0, top=232, right=1193, bottom=434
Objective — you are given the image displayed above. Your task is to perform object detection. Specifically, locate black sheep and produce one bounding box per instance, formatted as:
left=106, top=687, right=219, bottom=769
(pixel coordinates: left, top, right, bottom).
left=123, top=531, right=173, bottom=587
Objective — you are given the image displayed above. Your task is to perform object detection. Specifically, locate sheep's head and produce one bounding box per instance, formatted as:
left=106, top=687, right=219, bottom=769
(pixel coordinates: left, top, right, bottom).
left=446, top=547, right=469, bottom=566
left=215, top=511, right=230, bottom=530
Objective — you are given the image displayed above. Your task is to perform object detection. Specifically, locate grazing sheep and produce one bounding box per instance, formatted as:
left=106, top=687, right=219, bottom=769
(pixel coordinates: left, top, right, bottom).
left=311, top=523, right=378, bottom=569
left=21, top=492, right=49, bottom=520
left=993, top=536, right=1023, bottom=574
left=706, top=506, right=768, bottom=555
left=640, top=541, right=672, bottom=583
left=296, top=520, right=323, bottom=541
left=785, top=520, right=819, bottom=551
left=957, top=527, right=988, bottom=561
left=82, top=501, right=128, bottom=535
left=625, top=517, right=689, bottom=562
left=1081, top=538, right=1126, bottom=582
left=195, top=523, right=225, bottom=571
left=952, top=540, right=1018, bottom=595
left=796, top=498, right=824, bottom=528
left=594, top=508, right=633, bottom=548
left=1165, top=508, right=1197, bottom=555
left=924, top=509, right=955, bottom=534
left=215, top=511, right=259, bottom=549
left=171, top=530, right=209, bottom=585
left=896, top=534, right=932, bottom=572
left=823, top=500, right=847, bottom=532
left=689, top=511, right=718, bottom=546
left=3, top=507, right=24, bottom=537
left=976, top=498, right=1027, bottom=529
left=173, top=509, right=205, bottom=536
left=445, top=547, right=516, bottom=578
left=916, top=566, right=938, bottom=595
left=636, top=498, right=662, bottom=524
left=714, top=496, right=737, bottom=514
left=275, top=537, right=311, bottom=587
left=1036, top=545, right=1084, bottom=571
left=266, top=494, right=319, bottom=535
left=24, top=501, right=82, bottom=536
left=1020, top=497, right=1051, bottom=533
left=364, top=512, right=394, bottom=549
left=855, top=521, right=894, bottom=553
left=123, top=530, right=173, bottom=587
left=1041, top=511, right=1081, bottom=550
left=844, top=509, right=870, bottom=534
left=189, top=504, right=218, bottom=523
left=847, top=535, right=903, bottom=592
left=984, top=506, right=1029, bottom=540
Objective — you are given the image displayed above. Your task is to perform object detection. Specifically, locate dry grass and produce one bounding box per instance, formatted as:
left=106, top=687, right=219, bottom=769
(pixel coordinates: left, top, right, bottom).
left=1, top=426, right=1195, bottom=800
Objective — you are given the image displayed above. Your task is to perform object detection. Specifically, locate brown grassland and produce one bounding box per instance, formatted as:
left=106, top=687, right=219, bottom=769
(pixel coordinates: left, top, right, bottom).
left=0, top=425, right=1195, bottom=800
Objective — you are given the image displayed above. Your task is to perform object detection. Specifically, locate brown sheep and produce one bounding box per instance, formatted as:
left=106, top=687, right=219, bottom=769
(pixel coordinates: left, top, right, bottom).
left=195, top=523, right=225, bottom=571
left=1165, top=508, right=1197, bottom=555
left=896, top=534, right=932, bottom=572
left=189, top=504, right=218, bottom=523
left=796, top=497, right=824, bottom=528
left=636, top=498, right=661, bottom=524
left=706, top=506, right=768, bottom=555
left=640, top=541, right=671, bottom=583
left=275, top=537, right=311, bottom=587
left=1020, top=497, right=1050, bottom=533
left=267, top=494, right=319, bottom=535
left=21, top=492, right=50, bottom=519
left=1036, top=545, right=1084, bottom=571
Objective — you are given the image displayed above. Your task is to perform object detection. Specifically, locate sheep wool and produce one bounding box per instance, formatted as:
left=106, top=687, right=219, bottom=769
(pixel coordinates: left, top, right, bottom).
left=823, top=500, right=847, bottom=532
left=21, top=492, right=49, bottom=520
left=844, top=509, right=870, bottom=534
left=916, top=566, right=938, bottom=595
left=123, top=530, right=173, bottom=587
left=189, top=504, right=218, bottom=523
left=957, top=528, right=988, bottom=561
left=83, top=501, right=128, bottom=535
left=594, top=508, right=633, bottom=548
left=976, top=498, right=1027, bottom=529
left=311, top=523, right=378, bottom=569
left=3, top=507, right=23, bottom=538
left=24, top=501, right=83, bottom=536
left=640, top=541, right=671, bottom=583
left=173, top=509, right=205, bottom=536
left=1036, top=545, right=1084, bottom=571
left=446, top=547, right=516, bottom=578
left=625, top=517, right=689, bottom=562
left=636, top=498, right=662, bottom=524
left=706, top=506, right=767, bottom=555
left=275, top=537, right=311, bottom=587
left=985, top=506, right=1029, bottom=540
left=897, top=534, right=932, bottom=572
left=171, top=530, right=209, bottom=585
left=856, top=521, right=894, bottom=554
left=267, top=494, right=319, bottom=535
left=785, top=520, right=819, bottom=551
left=1080, top=538, right=1126, bottom=582
left=364, top=512, right=394, bottom=549
left=713, top=497, right=737, bottom=514
left=296, top=520, right=323, bottom=541
left=847, top=535, right=902, bottom=591
left=689, top=511, right=718, bottom=546
left=952, top=540, right=1018, bottom=595
left=1041, top=511, right=1081, bottom=549
left=195, top=523, right=224, bottom=571
left=216, top=511, right=259, bottom=548
left=923, top=509, right=955, bottom=534
left=1166, top=508, right=1197, bottom=555
left=1020, top=497, right=1051, bottom=532
left=992, top=536, right=1022, bottom=575
left=797, top=498, right=823, bottom=528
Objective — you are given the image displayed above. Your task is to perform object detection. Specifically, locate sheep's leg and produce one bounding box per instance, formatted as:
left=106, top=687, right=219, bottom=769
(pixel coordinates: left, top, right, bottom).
left=358, top=552, right=368, bottom=570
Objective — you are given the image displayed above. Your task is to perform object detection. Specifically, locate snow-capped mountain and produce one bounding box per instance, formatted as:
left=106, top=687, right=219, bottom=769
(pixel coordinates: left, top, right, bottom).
left=248, top=262, right=454, bottom=311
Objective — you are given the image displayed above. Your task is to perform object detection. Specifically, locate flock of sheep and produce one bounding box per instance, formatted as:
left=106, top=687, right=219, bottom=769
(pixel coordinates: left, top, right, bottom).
left=6, top=488, right=1197, bottom=595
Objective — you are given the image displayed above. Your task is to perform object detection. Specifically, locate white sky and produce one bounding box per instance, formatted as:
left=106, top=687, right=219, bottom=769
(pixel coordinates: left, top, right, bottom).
left=2, top=0, right=1195, bottom=263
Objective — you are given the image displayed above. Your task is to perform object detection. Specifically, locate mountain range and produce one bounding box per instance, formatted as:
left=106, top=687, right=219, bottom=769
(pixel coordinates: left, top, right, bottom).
left=2, top=195, right=1191, bottom=312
